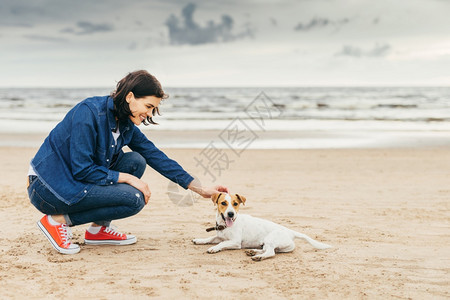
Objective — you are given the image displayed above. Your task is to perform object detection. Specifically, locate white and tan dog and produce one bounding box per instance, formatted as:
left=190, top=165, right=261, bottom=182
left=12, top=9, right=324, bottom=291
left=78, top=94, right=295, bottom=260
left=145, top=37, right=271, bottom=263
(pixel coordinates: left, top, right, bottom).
left=193, top=193, right=331, bottom=261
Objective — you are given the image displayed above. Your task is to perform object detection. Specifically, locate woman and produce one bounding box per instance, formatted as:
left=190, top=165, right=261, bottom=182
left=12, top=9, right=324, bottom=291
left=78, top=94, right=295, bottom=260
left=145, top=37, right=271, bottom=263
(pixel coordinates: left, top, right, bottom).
left=27, top=70, right=228, bottom=254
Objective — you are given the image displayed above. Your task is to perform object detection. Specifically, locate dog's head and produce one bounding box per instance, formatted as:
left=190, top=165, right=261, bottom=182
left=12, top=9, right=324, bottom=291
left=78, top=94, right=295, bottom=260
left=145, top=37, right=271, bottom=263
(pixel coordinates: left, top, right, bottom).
left=211, top=193, right=246, bottom=227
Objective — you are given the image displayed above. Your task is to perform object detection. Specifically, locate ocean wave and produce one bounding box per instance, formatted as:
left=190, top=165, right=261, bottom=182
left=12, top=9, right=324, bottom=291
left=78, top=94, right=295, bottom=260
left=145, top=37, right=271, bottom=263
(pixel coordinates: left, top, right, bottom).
left=376, top=104, right=418, bottom=109
left=0, top=87, right=449, bottom=129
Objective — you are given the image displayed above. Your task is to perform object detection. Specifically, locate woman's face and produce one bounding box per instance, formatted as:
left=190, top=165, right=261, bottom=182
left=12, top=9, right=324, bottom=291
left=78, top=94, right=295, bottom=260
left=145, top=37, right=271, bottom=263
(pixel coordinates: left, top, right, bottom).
left=126, top=92, right=161, bottom=125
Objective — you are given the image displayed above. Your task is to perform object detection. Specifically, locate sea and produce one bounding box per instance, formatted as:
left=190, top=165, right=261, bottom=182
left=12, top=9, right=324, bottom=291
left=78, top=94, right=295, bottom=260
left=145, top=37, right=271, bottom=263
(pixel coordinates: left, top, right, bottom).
left=0, top=87, right=449, bottom=149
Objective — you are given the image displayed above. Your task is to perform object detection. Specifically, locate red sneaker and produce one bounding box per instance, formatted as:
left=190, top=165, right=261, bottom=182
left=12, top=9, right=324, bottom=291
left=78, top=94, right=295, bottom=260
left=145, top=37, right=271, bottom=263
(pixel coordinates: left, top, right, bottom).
left=84, top=226, right=137, bottom=245
left=37, top=215, right=80, bottom=255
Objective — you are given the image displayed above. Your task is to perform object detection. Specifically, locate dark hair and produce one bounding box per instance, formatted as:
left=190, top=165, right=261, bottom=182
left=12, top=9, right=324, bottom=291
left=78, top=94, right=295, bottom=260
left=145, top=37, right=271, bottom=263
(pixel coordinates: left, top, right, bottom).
left=111, top=70, right=168, bottom=125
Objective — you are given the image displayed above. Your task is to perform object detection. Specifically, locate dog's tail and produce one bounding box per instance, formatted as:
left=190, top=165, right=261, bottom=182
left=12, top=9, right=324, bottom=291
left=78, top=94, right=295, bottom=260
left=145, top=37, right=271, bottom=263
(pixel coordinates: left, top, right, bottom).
left=292, top=231, right=332, bottom=250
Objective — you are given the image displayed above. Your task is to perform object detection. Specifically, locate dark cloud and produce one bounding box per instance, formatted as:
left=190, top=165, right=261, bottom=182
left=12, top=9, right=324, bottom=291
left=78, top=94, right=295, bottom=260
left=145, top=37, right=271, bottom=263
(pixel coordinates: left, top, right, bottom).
left=23, top=34, right=68, bottom=42
left=336, top=43, right=391, bottom=58
left=8, top=3, right=45, bottom=17
left=294, top=17, right=349, bottom=31
left=0, top=1, right=107, bottom=26
left=61, top=21, right=114, bottom=35
left=165, top=3, right=251, bottom=45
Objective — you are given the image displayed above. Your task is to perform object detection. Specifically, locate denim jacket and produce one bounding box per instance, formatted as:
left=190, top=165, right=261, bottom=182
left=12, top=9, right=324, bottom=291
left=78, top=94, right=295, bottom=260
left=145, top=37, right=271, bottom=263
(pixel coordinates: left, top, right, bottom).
left=31, top=95, right=194, bottom=205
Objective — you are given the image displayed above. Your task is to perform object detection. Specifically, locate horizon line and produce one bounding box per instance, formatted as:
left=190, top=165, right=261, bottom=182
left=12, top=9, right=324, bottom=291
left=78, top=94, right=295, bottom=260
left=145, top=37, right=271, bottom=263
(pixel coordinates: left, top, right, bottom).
left=0, top=84, right=449, bottom=89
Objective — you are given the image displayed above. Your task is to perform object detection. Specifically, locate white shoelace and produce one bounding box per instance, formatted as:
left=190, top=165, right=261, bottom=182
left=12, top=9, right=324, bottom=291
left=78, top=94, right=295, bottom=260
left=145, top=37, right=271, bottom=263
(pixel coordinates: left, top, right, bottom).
left=59, top=224, right=73, bottom=247
left=104, top=225, right=123, bottom=237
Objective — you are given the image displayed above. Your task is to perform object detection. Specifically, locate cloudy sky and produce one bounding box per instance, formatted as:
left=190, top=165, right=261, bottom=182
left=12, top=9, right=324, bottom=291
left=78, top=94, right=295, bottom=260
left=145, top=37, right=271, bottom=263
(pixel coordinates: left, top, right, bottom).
left=1, top=0, right=449, bottom=87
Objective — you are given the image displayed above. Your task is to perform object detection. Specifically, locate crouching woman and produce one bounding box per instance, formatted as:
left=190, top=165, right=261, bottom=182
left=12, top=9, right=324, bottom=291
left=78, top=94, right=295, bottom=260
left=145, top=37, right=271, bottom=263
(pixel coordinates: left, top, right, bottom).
left=27, top=70, right=228, bottom=254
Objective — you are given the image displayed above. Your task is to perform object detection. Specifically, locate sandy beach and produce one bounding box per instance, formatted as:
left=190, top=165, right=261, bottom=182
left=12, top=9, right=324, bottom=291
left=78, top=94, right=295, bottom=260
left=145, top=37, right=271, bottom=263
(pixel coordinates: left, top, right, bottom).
left=0, top=136, right=449, bottom=299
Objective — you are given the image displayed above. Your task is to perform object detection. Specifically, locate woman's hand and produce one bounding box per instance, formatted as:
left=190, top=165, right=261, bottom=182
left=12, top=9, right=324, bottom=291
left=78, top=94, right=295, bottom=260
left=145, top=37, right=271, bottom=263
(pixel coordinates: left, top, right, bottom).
left=201, top=185, right=230, bottom=198
left=188, top=179, right=229, bottom=198
left=118, top=173, right=151, bottom=204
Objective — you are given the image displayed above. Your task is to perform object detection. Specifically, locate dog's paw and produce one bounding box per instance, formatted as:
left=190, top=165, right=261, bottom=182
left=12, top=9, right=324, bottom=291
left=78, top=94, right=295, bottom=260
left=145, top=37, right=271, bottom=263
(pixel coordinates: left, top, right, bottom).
left=207, top=246, right=221, bottom=254
left=251, top=255, right=263, bottom=261
left=245, top=249, right=257, bottom=256
left=193, top=238, right=208, bottom=245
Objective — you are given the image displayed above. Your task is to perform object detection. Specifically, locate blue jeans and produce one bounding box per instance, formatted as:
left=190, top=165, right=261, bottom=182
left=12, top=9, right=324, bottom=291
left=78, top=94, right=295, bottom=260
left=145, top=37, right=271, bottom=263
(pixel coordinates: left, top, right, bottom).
left=28, top=152, right=147, bottom=227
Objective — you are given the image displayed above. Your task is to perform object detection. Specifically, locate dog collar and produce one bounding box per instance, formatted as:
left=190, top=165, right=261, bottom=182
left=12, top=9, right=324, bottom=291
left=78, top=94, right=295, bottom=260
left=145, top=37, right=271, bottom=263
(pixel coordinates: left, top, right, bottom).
left=206, top=222, right=226, bottom=232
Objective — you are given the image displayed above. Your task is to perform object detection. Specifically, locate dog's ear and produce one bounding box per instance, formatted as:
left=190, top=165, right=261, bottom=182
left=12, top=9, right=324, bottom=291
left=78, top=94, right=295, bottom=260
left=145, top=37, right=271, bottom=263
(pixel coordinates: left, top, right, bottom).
left=211, top=193, right=223, bottom=206
left=235, top=194, right=246, bottom=206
